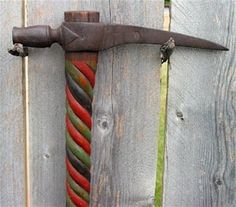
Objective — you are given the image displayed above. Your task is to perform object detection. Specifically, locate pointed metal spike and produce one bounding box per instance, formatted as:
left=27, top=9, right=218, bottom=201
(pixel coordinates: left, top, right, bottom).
left=98, top=24, right=228, bottom=51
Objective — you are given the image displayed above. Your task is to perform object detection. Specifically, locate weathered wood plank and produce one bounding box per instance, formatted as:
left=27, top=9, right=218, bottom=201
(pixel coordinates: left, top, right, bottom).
left=0, top=1, right=25, bottom=206
left=27, top=1, right=163, bottom=206
left=164, top=1, right=236, bottom=206
left=27, top=1, right=77, bottom=206
left=91, top=1, right=163, bottom=206
left=27, top=1, right=110, bottom=206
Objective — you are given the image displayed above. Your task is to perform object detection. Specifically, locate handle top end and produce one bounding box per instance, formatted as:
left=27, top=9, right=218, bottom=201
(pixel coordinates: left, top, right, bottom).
left=64, top=11, right=100, bottom=22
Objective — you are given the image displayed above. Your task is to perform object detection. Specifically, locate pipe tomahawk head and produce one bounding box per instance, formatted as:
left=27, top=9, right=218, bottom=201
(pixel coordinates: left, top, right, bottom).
left=10, top=11, right=228, bottom=54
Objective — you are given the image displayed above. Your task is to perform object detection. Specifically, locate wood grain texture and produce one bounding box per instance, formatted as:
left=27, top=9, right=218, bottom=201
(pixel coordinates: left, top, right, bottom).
left=163, top=1, right=236, bottom=207
left=27, top=0, right=163, bottom=206
left=0, top=1, right=25, bottom=206
left=91, top=1, right=163, bottom=206
left=27, top=1, right=72, bottom=206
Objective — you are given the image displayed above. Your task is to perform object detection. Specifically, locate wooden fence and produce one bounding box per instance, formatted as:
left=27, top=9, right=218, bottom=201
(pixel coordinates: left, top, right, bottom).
left=164, top=1, right=236, bottom=207
left=0, top=0, right=235, bottom=207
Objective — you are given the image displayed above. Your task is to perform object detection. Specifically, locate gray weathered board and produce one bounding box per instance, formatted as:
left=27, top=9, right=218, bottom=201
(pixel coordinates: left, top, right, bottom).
left=0, top=1, right=25, bottom=207
left=0, top=0, right=163, bottom=206
left=164, top=0, right=236, bottom=207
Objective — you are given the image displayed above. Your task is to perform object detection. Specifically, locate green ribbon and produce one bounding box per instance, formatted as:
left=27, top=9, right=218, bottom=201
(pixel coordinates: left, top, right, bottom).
left=67, top=103, right=91, bottom=142
left=65, top=60, right=93, bottom=100
left=67, top=172, right=90, bottom=203
left=66, top=132, right=91, bottom=169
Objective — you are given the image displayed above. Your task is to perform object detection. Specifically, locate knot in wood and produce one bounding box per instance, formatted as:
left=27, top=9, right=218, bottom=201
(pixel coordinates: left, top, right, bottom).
left=97, top=114, right=112, bottom=133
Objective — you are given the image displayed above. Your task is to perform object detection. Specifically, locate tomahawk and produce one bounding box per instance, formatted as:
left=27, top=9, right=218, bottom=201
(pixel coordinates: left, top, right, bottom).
left=8, top=11, right=227, bottom=207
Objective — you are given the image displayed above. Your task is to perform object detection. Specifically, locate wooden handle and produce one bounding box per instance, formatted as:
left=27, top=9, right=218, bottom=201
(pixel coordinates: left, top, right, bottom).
left=65, top=11, right=99, bottom=207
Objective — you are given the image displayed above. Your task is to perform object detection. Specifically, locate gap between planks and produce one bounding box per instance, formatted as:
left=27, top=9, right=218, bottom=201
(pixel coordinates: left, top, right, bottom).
left=155, top=5, right=170, bottom=207
left=22, top=0, right=30, bottom=206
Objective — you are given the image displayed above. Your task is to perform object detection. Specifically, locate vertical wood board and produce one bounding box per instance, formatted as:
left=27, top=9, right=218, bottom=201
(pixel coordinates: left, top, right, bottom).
left=164, top=1, right=236, bottom=207
left=0, top=1, right=25, bottom=206
left=27, top=1, right=78, bottom=206
left=91, top=1, right=163, bottom=206
left=27, top=0, right=163, bottom=206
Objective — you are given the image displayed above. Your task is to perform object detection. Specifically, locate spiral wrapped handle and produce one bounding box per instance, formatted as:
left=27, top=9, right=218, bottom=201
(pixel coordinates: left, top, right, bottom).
left=64, top=11, right=99, bottom=207
left=65, top=53, right=97, bottom=206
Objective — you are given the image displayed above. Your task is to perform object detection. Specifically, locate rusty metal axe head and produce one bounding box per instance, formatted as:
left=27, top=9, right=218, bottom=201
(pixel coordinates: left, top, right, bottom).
left=9, top=11, right=228, bottom=57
